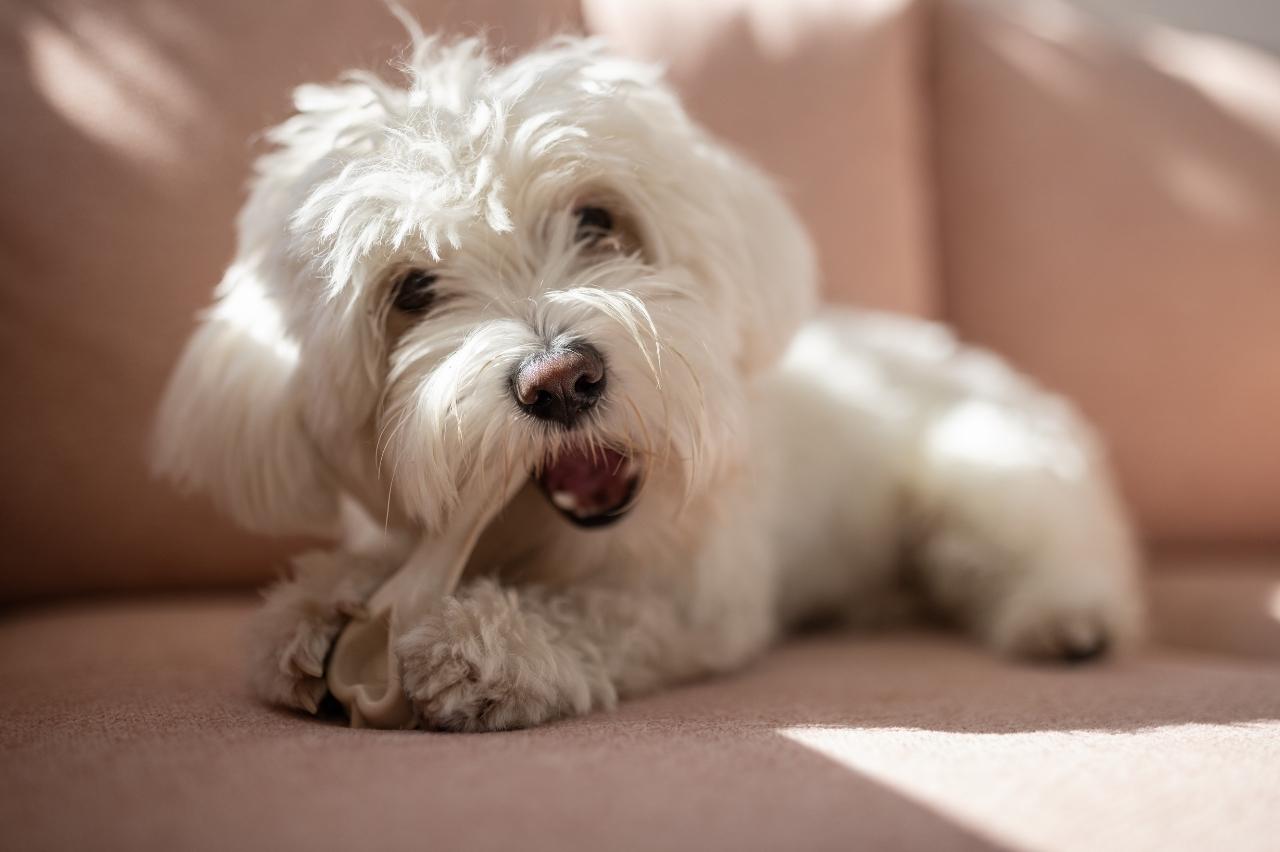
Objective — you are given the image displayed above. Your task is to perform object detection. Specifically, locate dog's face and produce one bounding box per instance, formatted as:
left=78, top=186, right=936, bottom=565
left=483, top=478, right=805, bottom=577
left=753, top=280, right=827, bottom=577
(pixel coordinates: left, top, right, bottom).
left=155, top=36, right=816, bottom=537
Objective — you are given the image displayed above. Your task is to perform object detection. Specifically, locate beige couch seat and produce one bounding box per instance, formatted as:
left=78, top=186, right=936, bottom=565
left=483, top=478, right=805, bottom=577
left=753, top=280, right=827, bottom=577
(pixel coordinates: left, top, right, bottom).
left=2, top=559, right=1277, bottom=852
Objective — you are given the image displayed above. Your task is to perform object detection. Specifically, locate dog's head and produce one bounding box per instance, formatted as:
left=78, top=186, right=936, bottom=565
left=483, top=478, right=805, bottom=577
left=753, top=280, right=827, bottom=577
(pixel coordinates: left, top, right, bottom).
left=154, top=32, right=816, bottom=537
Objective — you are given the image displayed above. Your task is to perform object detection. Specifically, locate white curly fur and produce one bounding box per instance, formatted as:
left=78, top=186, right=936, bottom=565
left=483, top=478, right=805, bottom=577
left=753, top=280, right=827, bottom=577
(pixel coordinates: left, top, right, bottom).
left=155, top=28, right=1143, bottom=732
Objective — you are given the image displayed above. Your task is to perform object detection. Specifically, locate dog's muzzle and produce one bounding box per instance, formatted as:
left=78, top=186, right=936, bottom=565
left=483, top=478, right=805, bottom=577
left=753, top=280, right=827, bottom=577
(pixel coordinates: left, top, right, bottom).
left=514, top=343, right=640, bottom=527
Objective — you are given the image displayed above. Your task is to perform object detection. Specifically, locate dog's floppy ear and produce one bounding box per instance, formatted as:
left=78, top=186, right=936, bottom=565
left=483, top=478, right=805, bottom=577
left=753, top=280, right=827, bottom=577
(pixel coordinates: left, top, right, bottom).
left=152, top=259, right=340, bottom=537
left=721, top=157, right=819, bottom=375
left=153, top=73, right=402, bottom=535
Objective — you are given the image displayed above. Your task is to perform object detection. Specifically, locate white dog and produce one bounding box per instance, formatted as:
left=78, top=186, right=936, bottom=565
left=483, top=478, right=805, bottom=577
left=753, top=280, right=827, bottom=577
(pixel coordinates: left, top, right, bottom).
left=154, top=28, right=1142, bottom=732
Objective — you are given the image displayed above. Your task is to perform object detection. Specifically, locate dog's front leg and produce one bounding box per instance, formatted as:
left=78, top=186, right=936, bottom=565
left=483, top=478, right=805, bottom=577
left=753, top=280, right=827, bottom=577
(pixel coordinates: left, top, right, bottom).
left=396, top=575, right=772, bottom=732
left=247, top=548, right=401, bottom=713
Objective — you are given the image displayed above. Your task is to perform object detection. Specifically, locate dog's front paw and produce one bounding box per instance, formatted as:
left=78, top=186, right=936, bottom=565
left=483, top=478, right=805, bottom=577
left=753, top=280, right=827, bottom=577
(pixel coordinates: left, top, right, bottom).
left=396, top=581, right=612, bottom=732
left=247, top=551, right=378, bottom=713
left=247, top=604, right=340, bottom=713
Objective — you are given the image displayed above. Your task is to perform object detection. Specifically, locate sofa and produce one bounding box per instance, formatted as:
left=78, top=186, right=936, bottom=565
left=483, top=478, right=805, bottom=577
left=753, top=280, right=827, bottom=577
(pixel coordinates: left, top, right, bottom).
left=2, top=0, right=1277, bottom=849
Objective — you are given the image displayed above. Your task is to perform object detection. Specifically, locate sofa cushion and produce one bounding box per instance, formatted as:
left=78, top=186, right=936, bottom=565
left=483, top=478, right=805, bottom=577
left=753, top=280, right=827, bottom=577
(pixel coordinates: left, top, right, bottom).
left=2, top=573, right=1277, bottom=852
left=933, top=0, right=1280, bottom=543
left=1149, top=551, right=1280, bottom=661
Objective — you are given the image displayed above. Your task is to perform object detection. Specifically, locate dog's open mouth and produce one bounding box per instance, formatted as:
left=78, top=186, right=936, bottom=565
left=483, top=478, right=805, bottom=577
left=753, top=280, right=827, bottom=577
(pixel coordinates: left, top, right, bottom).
left=536, top=446, right=641, bottom=527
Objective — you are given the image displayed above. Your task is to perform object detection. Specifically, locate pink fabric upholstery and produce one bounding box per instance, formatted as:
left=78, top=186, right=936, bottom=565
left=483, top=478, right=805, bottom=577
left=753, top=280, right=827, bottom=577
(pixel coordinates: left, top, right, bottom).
left=1150, top=551, right=1280, bottom=660
left=933, top=0, right=1280, bottom=543
left=1, top=572, right=1277, bottom=852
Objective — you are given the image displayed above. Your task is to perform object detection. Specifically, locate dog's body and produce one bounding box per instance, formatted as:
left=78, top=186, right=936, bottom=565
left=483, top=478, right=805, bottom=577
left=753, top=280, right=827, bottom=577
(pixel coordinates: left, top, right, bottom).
left=155, top=31, right=1141, bottom=731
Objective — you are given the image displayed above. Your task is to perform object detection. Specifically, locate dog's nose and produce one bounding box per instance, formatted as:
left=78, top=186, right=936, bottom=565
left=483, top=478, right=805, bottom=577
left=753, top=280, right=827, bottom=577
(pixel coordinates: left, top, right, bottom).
left=512, top=343, right=606, bottom=427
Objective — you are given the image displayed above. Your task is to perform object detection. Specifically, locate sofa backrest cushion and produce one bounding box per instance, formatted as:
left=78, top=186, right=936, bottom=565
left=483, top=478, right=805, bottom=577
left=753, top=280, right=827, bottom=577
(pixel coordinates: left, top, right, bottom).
left=934, top=0, right=1280, bottom=543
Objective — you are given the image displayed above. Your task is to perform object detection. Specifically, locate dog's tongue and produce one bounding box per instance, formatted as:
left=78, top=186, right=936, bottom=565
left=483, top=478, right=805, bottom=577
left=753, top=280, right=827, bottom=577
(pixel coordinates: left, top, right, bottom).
left=538, top=447, right=636, bottom=525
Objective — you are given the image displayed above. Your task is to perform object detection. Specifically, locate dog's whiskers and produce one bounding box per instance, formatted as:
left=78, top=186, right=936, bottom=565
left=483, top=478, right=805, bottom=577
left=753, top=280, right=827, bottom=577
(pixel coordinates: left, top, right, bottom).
left=620, top=391, right=656, bottom=470
left=379, top=412, right=414, bottom=531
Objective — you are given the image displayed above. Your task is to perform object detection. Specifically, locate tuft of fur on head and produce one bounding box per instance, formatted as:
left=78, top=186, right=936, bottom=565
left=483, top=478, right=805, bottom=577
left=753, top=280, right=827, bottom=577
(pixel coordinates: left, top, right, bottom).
left=153, top=21, right=816, bottom=539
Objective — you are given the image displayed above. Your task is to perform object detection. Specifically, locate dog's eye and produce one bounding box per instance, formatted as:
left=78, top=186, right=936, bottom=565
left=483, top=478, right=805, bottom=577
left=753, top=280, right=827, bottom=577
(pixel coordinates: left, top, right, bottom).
left=574, top=206, right=614, bottom=242
left=392, top=269, right=437, bottom=313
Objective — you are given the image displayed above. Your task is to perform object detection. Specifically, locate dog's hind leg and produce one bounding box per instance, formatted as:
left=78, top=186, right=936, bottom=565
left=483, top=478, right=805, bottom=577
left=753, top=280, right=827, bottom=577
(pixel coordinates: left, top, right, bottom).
left=907, top=394, right=1144, bottom=662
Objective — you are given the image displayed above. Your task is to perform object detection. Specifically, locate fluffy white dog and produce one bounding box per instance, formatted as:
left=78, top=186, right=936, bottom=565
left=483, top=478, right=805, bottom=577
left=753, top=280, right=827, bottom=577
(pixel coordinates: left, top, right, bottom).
left=155, top=28, right=1142, bottom=731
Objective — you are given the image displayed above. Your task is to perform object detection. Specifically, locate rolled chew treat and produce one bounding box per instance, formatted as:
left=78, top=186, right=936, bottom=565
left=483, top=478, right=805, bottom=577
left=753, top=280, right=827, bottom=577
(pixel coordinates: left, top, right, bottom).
left=326, top=472, right=526, bottom=729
